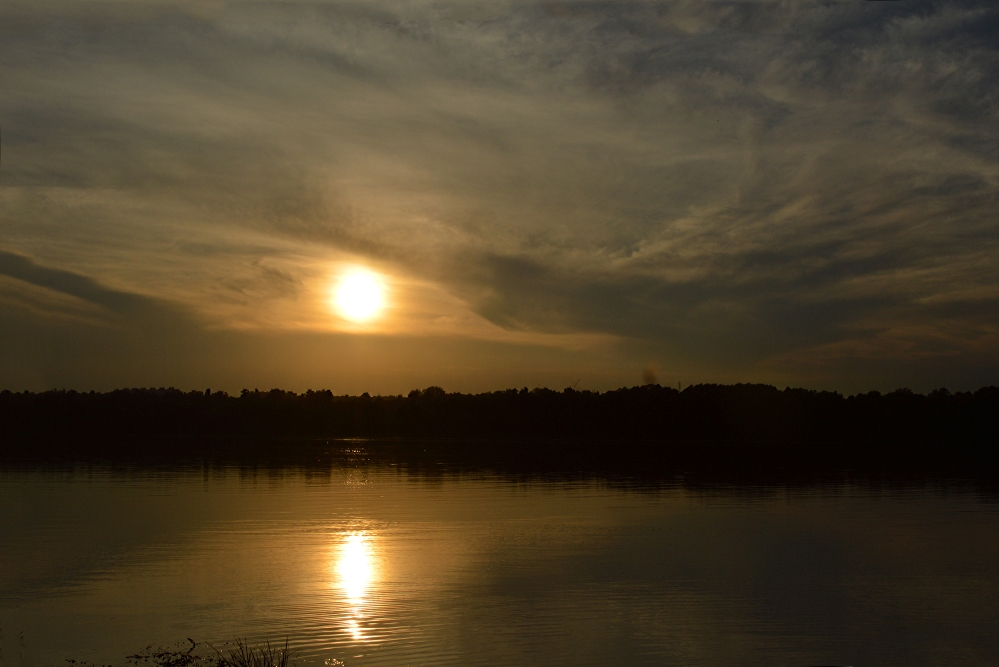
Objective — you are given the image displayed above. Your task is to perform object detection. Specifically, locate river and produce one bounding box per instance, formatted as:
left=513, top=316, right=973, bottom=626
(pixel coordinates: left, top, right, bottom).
left=2, top=453, right=997, bottom=666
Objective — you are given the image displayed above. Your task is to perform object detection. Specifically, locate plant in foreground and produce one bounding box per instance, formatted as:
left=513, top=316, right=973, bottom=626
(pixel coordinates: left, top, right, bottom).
left=68, top=638, right=298, bottom=667
left=209, top=639, right=293, bottom=667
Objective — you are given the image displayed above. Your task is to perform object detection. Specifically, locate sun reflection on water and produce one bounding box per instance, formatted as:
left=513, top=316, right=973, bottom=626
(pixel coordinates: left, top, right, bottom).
left=334, top=533, right=377, bottom=642
left=337, top=534, right=374, bottom=602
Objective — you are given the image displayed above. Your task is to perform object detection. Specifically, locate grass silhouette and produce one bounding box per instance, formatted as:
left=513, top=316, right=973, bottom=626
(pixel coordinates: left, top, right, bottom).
left=67, top=639, right=298, bottom=667
left=209, top=640, right=293, bottom=667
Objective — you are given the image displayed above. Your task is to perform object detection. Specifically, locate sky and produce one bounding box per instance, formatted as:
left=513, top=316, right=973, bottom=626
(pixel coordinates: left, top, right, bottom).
left=1, top=0, right=998, bottom=395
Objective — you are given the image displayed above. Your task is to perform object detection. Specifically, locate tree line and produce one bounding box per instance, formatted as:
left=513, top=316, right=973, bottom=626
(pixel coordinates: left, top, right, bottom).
left=1, top=383, right=996, bottom=446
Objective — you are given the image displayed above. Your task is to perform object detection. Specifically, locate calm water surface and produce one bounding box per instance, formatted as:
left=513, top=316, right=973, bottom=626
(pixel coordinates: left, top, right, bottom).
left=1, top=461, right=998, bottom=666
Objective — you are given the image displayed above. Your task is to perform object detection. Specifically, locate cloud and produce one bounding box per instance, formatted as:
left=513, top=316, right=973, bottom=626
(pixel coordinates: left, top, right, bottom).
left=0, top=251, right=154, bottom=315
left=1, top=0, right=998, bottom=390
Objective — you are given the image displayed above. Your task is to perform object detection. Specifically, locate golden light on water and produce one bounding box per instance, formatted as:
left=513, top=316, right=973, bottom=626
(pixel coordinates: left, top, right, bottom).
left=332, top=270, right=385, bottom=323
left=334, top=532, right=377, bottom=642
left=337, top=533, right=375, bottom=602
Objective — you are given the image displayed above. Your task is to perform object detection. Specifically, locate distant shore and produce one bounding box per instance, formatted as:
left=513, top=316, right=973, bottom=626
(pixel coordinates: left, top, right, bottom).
left=2, top=384, right=997, bottom=486
left=3, top=383, right=997, bottom=443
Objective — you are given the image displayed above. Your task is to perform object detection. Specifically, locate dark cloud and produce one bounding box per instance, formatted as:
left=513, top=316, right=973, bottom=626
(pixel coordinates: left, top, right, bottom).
left=0, top=251, right=147, bottom=313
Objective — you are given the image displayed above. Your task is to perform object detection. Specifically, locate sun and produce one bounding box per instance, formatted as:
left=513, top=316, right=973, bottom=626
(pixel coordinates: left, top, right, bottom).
left=333, top=270, right=385, bottom=322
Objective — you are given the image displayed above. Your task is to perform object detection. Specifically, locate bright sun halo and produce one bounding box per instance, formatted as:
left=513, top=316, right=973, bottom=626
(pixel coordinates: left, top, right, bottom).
left=334, top=271, right=385, bottom=322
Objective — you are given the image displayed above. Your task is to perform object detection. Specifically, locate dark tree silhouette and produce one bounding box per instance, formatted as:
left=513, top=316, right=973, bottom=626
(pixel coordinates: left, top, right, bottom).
left=2, top=383, right=997, bottom=486
left=1, top=383, right=996, bottom=443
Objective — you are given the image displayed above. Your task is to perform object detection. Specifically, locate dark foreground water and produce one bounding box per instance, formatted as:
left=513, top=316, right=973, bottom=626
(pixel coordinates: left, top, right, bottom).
left=2, top=453, right=998, bottom=667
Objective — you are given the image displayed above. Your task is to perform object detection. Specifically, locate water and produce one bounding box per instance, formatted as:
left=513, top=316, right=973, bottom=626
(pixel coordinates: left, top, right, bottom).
left=2, top=457, right=998, bottom=667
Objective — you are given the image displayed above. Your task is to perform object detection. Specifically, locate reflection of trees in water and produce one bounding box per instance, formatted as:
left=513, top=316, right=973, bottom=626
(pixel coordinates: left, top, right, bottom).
left=3, top=435, right=997, bottom=496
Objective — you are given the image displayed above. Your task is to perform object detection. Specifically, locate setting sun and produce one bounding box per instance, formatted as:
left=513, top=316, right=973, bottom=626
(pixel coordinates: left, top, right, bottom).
left=333, top=270, right=385, bottom=323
